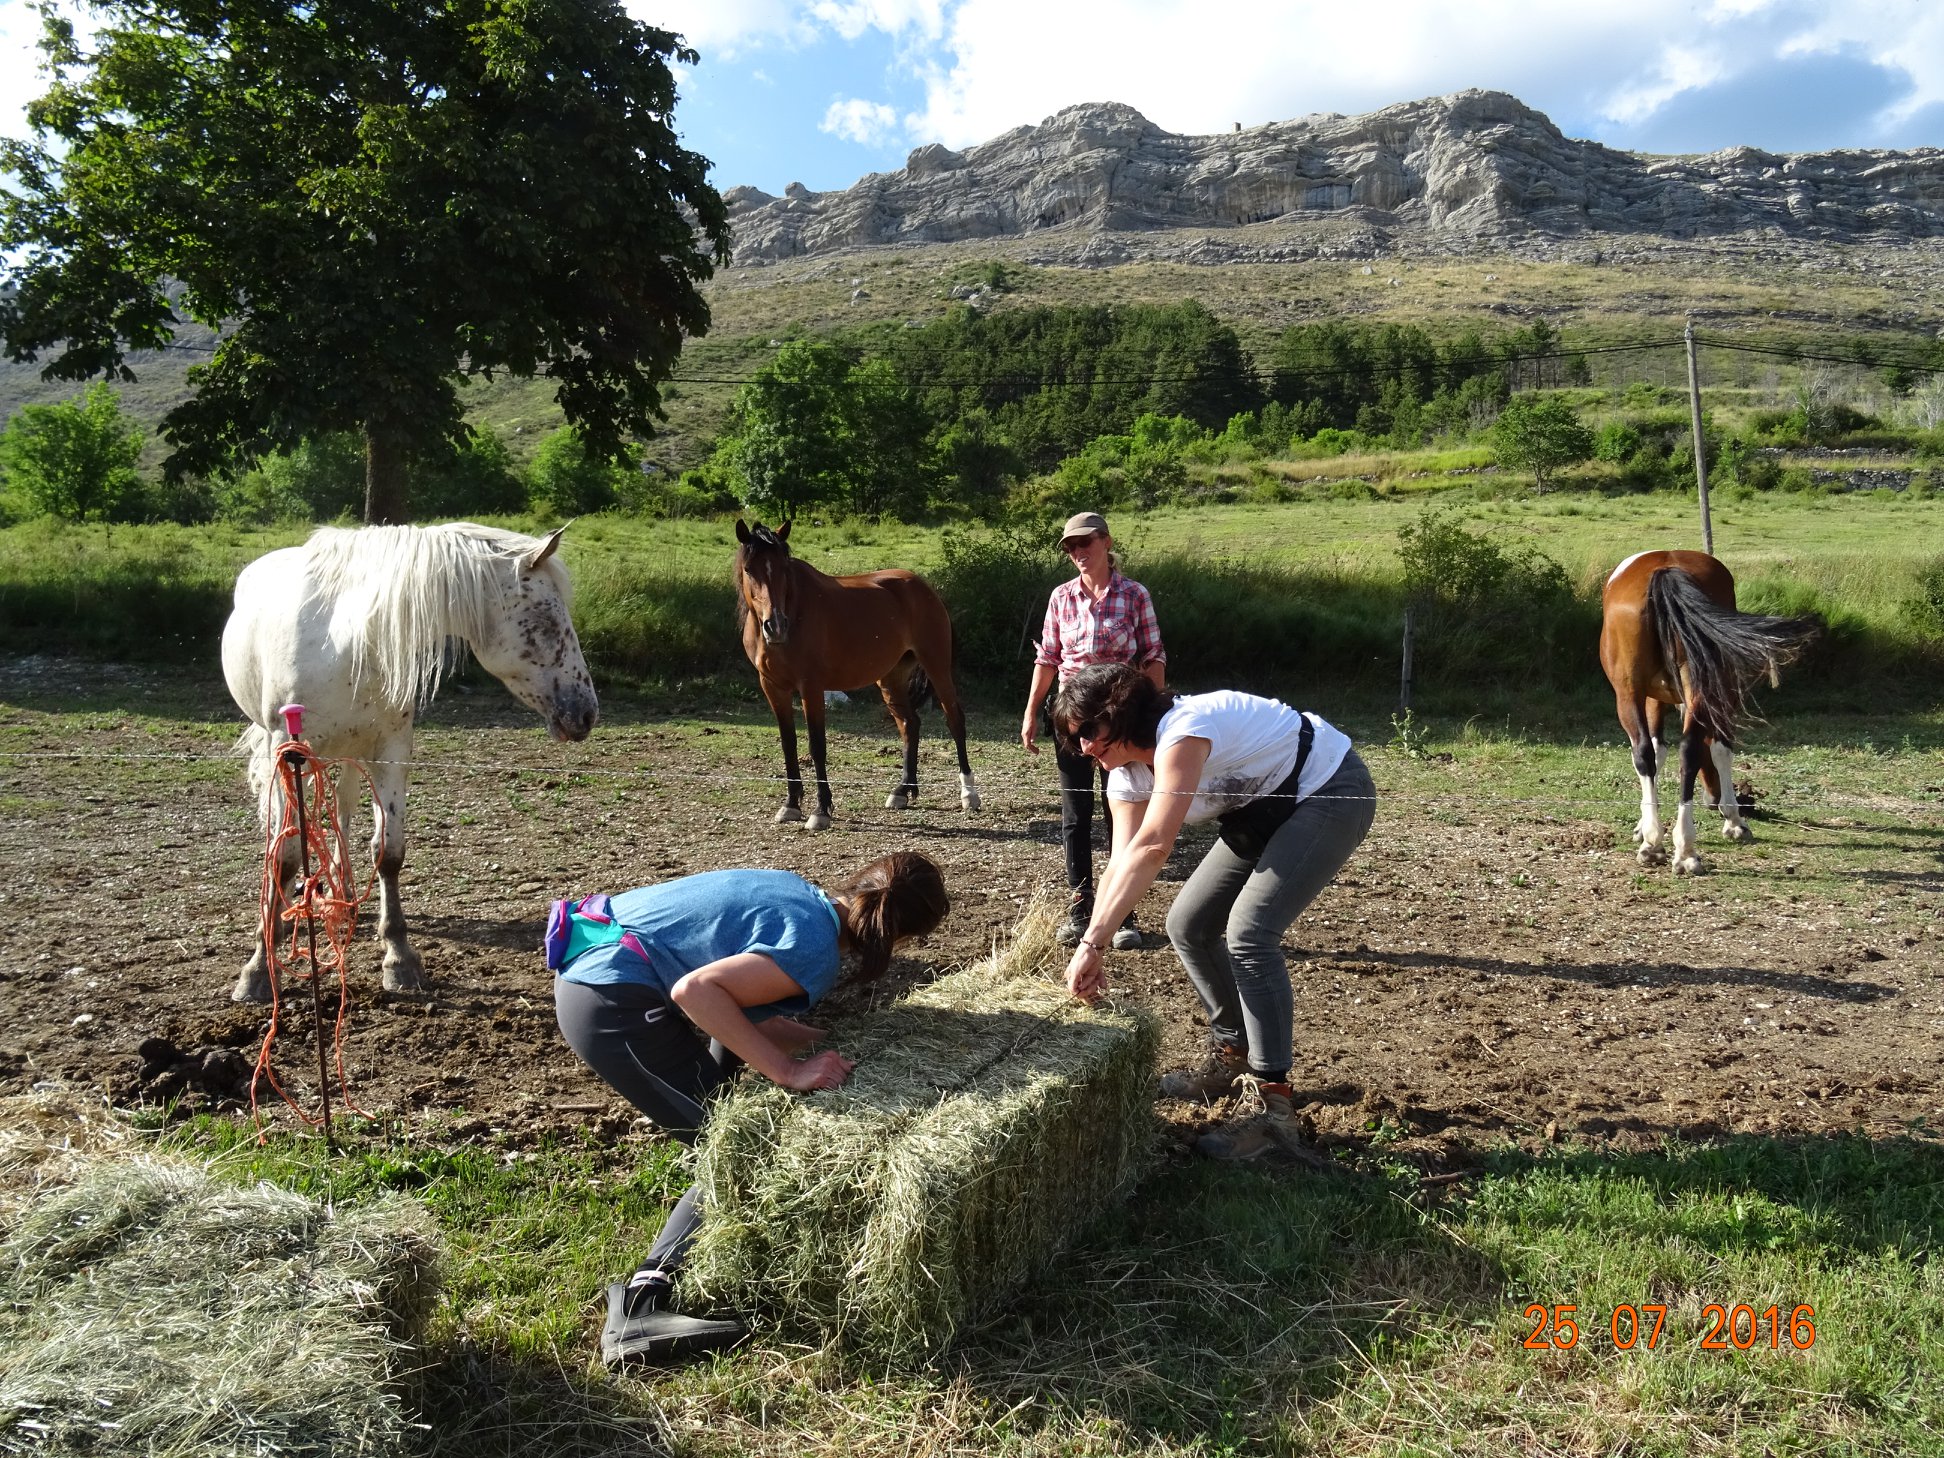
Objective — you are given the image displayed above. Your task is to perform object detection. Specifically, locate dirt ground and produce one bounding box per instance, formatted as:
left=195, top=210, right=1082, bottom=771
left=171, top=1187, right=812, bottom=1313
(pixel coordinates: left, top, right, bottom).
left=2, top=656, right=1940, bottom=1171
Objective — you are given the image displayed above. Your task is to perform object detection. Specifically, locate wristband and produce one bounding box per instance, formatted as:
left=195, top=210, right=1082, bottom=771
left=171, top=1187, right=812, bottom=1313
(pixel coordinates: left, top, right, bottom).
left=1079, top=936, right=1105, bottom=952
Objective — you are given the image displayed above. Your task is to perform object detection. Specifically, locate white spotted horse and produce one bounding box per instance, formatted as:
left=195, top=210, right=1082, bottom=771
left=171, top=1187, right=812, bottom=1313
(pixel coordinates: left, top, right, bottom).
left=222, top=522, right=597, bottom=1001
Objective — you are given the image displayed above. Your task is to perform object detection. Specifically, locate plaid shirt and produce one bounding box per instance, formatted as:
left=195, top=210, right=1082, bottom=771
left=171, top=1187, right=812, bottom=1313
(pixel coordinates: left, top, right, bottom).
left=1036, top=571, right=1166, bottom=681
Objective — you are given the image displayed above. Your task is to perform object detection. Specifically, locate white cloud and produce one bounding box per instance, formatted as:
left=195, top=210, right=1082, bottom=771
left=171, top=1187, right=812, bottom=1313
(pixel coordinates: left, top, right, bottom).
left=821, top=96, right=901, bottom=145
left=626, top=0, right=1943, bottom=153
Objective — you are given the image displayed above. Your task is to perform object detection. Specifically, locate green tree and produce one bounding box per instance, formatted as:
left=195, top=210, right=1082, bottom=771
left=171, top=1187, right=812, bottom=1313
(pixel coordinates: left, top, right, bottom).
left=1, top=0, right=727, bottom=524
left=0, top=382, right=145, bottom=521
left=1490, top=395, right=1594, bottom=493
left=714, top=340, right=935, bottom=520
left=526, top=425, right=636, bottom=517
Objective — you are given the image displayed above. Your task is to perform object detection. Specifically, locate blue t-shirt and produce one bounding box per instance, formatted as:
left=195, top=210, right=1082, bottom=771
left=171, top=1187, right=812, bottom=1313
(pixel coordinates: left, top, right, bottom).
left=557, top=869, right=843, bottom=1020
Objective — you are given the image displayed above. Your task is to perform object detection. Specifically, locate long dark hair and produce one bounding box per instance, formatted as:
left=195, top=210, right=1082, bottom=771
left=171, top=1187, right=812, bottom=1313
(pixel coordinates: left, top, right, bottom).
left=830, top=851, right=949, bottom=982
left=1051, top=663, right=1175, bottom=755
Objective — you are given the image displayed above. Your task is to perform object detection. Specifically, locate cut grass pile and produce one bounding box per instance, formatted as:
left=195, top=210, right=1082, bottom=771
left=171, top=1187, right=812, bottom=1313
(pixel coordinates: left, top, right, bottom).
left=684, top=900, right=1161, bottom=1358
left=0, top=1090, right=442, bottom=1457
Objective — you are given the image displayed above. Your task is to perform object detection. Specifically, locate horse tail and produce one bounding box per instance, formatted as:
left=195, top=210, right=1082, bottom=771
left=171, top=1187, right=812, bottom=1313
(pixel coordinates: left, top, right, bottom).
left=906, top=615, right=962, bottom=712
left=1646, top=566, right=1819, bottom=738
left=906, top=653, right=937, bottom=711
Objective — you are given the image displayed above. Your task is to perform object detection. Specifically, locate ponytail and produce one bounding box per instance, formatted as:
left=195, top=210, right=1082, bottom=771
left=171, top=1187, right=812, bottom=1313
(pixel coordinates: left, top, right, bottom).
left=831, top=851, right=950, bottom=982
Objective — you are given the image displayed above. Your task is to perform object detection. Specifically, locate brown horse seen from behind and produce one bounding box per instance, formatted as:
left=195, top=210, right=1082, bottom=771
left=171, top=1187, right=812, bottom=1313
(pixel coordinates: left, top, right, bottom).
left=734, top=519, right=980, bottom=831
left=1599, top=549, right=1818, bottom=876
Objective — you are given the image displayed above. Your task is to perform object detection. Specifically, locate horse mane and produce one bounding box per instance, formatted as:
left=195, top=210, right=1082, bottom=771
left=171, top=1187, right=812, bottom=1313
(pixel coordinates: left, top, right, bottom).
left=303, top=522, right=572, bottom=709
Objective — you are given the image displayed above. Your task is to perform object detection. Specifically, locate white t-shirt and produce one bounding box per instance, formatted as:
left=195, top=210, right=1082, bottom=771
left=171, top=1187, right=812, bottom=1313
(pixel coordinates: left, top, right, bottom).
left=1106, top=690, right=1352, bottom=825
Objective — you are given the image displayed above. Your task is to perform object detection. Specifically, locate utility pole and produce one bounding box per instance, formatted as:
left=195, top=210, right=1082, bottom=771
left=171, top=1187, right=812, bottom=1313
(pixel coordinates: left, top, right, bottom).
left=1684, top=315, right=1714, bottom=555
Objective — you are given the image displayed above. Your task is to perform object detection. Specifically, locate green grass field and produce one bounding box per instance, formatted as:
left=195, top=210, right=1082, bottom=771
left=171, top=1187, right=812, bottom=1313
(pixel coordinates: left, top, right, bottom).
left=147, top=1066, right=1942, bottom=1456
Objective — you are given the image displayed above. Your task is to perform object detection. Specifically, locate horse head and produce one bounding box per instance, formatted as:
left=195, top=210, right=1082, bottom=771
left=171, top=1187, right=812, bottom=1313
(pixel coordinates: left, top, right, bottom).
left=735, top=518, right=796, bottom=646
left=472, top=525, right=600, bottom=742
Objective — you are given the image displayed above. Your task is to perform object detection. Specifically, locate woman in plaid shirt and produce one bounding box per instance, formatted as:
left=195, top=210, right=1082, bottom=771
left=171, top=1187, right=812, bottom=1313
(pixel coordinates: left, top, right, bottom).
left=1020, top=511, right=1167, bottom=948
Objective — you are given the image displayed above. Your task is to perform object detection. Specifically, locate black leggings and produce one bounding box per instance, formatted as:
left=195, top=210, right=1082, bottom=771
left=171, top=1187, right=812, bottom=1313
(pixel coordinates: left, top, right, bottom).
left=555, top=976, right=740, bottom=1273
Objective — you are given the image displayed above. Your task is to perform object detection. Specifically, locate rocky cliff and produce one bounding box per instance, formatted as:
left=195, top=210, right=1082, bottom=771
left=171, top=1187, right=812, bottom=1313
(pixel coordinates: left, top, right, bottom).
left=722, top=90, right=1944, bottom=266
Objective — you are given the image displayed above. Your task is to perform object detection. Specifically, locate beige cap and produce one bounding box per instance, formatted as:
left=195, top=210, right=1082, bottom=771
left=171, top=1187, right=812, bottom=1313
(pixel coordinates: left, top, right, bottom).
left=1059, top=511, right=1109, bottom=545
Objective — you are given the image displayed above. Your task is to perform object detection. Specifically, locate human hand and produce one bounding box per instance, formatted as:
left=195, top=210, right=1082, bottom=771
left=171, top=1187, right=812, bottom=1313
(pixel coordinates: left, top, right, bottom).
left=1020, top=716, right=1039, bottom=754
left=780, top=1050, right=855, bottom=1091
left=1065, top=942, right=1107, bottom=1004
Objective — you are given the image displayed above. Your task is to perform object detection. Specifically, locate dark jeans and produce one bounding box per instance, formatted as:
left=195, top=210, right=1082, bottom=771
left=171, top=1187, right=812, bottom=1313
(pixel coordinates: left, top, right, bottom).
left=555, top=976, right=741, bottom=1274
left=1056, top=738, right=1110, bottom=909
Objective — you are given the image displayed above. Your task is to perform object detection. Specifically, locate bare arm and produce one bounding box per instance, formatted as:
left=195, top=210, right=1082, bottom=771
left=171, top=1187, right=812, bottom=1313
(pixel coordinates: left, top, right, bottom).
left=1021, top=661, right=1057, bottom=753
left=1142, top=659, right=1166, bottom=691
left=759, top=1017, right=826, bottom=1052
left=1064, top=737, right=1210, bottom=1002
left=670, top=953, right=853, bottom=1090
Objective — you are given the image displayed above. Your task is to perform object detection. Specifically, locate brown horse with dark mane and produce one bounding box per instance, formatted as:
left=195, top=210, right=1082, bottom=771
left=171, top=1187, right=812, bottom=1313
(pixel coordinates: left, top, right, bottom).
left=1599, top=549, right=1818, bottom=875
left=734, top=519, right=980, bottom=831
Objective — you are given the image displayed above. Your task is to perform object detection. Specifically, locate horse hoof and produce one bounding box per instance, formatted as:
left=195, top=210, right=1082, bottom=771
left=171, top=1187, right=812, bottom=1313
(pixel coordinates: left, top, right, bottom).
left=885, top=791, right=912, bottom=811
left=383, top=950, right=428, bottom=993
left=961, top=791, right=981, bottom=812
left=231, top=966, right=273, bottom=1004
left=774, top=805, right=806, bottom=825
left=1672, top=854, right=1708, bottom=877
left=1722, top=822, right=1753, bottom=842
left=1636, top=844, right=1668, bottom=867
left=804, top=813, right=832, bottom=832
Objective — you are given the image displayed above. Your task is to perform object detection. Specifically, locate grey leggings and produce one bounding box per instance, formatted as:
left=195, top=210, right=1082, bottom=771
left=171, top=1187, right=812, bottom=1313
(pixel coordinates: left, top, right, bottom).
left=1163, top=749, right=1376, bottom=1080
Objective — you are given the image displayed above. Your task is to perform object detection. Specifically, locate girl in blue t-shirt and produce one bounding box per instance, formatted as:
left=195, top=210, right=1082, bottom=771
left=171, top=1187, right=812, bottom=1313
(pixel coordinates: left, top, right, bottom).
left=551, top=850, right=949, bottom=1365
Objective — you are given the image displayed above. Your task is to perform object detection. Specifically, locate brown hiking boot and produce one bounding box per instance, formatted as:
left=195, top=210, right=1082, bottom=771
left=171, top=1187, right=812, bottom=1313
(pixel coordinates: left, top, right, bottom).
left=1158, top=1044, right=1248, bottom=1102
left=1194, top=1086, right=1332, bottom=1168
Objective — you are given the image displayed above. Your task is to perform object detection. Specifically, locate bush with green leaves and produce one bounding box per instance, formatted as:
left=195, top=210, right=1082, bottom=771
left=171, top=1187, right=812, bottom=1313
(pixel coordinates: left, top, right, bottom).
left=411, top=430, right=527, bottom=520
left=1903, top=556, right=1944, bottom=637
left=526, top=425, right=636, bottom=517
left=0, top=383, right=147, bottom=522
left=1397, top=507, right=1586, bottom=686
left=215, top=432, right=366, bottom=524
left=1489, top=394, right=1594, bottom=493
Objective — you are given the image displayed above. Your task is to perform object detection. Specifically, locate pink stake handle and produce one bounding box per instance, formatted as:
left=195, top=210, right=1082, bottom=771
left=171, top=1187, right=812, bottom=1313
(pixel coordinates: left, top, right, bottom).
left=279, top=703, right=306, bottom=738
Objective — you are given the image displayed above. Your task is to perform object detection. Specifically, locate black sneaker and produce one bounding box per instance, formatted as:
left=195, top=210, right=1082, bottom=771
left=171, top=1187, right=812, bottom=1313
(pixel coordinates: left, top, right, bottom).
left=600, top=1280, right=747, bottom=1365
left=1110, top=914, right=1144, bottom=951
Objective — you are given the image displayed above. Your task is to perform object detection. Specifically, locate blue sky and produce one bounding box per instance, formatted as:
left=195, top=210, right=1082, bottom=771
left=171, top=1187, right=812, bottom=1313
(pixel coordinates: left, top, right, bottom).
left=1, top=1, right=1938, bottom=197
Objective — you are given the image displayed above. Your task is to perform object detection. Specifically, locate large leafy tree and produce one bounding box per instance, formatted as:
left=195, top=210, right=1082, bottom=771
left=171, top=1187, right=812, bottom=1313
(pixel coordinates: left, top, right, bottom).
left=1, top=0, right=729, bottom=523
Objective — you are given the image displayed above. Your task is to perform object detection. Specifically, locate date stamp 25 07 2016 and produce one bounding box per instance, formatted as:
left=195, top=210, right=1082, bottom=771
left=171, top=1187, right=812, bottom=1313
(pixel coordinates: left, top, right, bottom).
left=1524, top=1303, right=1818, bottom=1352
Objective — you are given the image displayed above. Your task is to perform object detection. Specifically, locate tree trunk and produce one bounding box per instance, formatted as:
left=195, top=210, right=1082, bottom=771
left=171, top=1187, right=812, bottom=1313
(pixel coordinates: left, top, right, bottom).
left=363, top=423, right=410, bottom=525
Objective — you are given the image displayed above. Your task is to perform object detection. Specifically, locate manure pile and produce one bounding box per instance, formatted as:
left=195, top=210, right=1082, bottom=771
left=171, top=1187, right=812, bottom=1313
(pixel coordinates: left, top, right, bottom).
left=0, top=1091, right=441, bottom=1457
left=684, top=904, right=1161, bottom=1357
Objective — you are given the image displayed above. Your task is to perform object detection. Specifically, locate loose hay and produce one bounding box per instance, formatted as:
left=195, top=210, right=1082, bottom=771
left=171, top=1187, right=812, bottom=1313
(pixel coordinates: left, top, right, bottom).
left=683, top=898, right=1161, bottom=1359
left=0, top=1100, right=441, bottom=1457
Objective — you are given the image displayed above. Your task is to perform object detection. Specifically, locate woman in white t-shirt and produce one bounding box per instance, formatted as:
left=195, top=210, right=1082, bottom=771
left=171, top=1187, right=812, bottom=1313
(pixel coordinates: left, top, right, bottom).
left=1051, top=662, right=1376, bottom=1162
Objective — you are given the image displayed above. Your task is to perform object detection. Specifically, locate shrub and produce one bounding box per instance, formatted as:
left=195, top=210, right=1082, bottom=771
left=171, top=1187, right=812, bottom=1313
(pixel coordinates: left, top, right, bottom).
left=1594, top=421, right=1643, bottom=463
left=526, top=425, right=633, bottom=516
left=412, top=430, right=527, bottom=519
left=1396, top=507, right=1586, bottom=686
left=217, top=433, right=366, bottom=523
left=0, top=382, right=147, bottom=522
left=1905, top=556, right=1944, bottom=637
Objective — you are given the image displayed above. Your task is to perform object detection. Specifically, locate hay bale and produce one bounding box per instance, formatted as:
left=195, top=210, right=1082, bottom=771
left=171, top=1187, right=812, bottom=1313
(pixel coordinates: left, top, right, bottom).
left=0, top=1137, right=441, bottom=1456
left=683, top=899, right=1161, bottom=1358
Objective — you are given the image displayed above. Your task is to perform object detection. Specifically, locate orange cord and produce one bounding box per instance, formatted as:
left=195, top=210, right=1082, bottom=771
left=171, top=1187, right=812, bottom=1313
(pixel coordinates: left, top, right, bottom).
left=249, top=737, right=380, bottom=1138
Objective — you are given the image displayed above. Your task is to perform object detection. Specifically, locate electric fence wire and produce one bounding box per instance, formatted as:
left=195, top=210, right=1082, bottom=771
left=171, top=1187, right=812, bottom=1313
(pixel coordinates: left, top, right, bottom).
left=2, top=744, right=1938, bottom=816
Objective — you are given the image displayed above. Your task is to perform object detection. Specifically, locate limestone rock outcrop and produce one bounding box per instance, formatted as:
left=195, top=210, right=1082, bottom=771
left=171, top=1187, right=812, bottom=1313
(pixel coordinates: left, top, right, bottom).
left=722, top=91, right=1944, bottom=265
